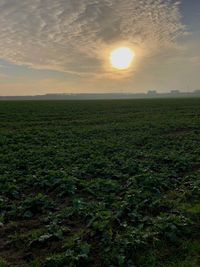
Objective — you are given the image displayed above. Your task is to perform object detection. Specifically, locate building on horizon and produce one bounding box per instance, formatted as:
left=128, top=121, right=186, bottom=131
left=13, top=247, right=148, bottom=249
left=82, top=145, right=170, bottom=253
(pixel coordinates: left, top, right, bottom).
left=147, top=90, right=158, bottom=95
left=170, top=90, right=180, bottom=94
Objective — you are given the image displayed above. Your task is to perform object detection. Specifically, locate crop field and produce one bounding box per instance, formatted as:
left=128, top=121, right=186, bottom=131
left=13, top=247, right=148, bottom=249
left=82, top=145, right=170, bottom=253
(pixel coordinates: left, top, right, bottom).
left=0, top=99, right=200, bottom=267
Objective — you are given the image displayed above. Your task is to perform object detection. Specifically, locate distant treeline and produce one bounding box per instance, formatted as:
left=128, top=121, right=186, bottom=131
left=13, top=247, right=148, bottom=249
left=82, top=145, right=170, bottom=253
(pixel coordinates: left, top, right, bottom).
left=0, top=90, right=200, bottom=100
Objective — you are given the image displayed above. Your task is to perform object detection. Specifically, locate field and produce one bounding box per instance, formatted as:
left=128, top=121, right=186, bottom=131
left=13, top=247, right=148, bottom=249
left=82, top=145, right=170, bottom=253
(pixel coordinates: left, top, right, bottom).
left=0, top=99, right=200, bottom=267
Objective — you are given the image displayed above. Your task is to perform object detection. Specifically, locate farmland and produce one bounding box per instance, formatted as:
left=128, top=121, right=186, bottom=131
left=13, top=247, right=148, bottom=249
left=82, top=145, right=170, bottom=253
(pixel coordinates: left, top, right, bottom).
left=0, top=99, right=200, bottom=267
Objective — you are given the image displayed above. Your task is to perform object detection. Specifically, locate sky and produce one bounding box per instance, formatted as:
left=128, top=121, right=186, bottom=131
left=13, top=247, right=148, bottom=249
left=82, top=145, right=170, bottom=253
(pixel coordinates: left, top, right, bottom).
left=0, top=0, right=199, bottom=96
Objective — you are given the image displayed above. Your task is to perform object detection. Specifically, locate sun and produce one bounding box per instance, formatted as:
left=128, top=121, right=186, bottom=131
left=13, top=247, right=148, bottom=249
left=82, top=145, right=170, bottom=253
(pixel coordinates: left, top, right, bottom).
left=110, top=47, right=135, bottom=70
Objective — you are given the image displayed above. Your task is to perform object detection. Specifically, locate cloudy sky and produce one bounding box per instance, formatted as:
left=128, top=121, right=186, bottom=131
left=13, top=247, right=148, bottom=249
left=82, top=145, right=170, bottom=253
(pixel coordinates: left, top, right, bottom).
left=0, top=0, right=199, bottom=95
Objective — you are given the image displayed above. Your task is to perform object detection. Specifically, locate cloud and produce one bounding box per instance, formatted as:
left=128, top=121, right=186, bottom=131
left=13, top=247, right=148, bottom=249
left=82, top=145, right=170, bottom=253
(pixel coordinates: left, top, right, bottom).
left=0, top=0, right=185, bottom=76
